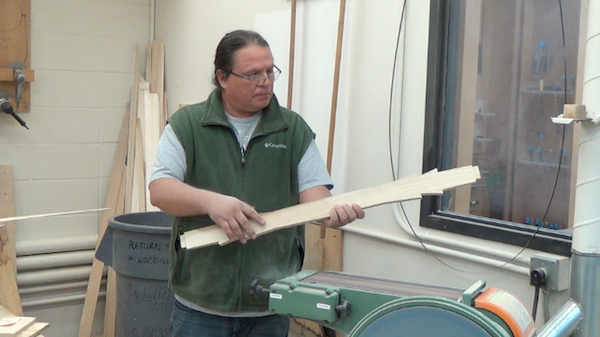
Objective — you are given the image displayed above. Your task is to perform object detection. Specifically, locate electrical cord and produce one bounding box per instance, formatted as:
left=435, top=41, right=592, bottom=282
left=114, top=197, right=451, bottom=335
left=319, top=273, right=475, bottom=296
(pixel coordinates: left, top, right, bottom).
left=530, top=267, right=547, bottom=322
left=387, top=0, right=570, bottom=274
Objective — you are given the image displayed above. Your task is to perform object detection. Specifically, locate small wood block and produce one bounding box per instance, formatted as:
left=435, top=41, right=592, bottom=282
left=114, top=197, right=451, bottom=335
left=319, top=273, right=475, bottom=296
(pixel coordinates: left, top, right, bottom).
left=0, top=317, right=36, bottom=337
left=563, top=104, right=586, bottom=118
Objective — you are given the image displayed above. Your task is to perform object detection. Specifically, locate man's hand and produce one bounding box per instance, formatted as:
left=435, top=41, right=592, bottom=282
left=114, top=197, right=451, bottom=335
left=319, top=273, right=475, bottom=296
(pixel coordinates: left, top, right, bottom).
left=322, top=203, right=365, bottom=228
left=207, top=194, right=266, bottom=244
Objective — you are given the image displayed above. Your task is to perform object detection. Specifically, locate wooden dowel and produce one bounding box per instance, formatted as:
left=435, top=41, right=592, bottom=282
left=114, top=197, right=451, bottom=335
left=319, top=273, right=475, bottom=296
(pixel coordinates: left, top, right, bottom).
left=287, top=0, right=297, bottom=110
left=322, top=0, right=347, bottom=239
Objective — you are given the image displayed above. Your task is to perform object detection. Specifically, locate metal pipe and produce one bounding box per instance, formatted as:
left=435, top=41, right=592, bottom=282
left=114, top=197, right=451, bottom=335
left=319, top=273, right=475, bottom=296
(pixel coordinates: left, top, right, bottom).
left=342, top=226, right=530, bottom=275
left=21, top=292, right=106, bottom=309
left=536, top=300, right=582, bottom=337
left=19, top=280, right=105, bottom=295
left=16, top=235, right=97, bottom=256
left=392, top=204, right=530, bottom=267
left=16, top=250, right=95, bottom=271
left=570, top=254, right=600, bottom=336
left=570, top=1, right=600, bottom=336
left=16, top=266, right=95, bottom=287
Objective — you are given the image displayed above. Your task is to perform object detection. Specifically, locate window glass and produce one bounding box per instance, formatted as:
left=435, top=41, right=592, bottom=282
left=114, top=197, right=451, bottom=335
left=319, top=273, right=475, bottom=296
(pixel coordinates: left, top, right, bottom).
left=423, top=0, right=581, bottom=254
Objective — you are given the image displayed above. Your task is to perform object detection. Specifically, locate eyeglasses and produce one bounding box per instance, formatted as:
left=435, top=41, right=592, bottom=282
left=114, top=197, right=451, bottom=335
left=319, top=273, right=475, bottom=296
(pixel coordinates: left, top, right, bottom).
left=230, top=65, right=281, bottom=85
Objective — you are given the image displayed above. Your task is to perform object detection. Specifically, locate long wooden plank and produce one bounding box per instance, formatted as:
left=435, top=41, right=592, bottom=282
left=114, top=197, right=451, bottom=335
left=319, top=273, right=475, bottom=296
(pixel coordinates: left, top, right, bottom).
left=143, top=92, right=161, bottom=211
left=0, top=166, right=21, bottom=316
left=124, top=46, right=143, bottom=214
left=181, top=166, right=481, bottom=249
left=78, top=108, right=130, bottom=337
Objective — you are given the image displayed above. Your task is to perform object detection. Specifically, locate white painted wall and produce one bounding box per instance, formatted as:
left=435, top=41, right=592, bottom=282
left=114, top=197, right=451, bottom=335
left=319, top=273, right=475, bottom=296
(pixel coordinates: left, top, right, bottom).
left=0, top=0, right=150, bottom=335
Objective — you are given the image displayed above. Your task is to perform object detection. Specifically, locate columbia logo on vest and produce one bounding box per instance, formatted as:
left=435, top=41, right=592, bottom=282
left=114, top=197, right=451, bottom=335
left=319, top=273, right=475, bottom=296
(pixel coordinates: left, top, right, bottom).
left=264, top=143, right=287, bottom=149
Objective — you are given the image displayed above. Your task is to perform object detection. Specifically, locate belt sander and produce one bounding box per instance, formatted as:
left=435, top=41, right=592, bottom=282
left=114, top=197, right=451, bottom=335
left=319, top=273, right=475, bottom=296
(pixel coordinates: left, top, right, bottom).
left=251, top=270, right=535, bottom=337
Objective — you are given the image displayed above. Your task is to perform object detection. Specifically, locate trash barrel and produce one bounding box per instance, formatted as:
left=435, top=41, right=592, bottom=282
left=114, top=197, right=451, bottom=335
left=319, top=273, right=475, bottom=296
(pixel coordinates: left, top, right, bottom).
left=96, top=211, right=174, bottom=337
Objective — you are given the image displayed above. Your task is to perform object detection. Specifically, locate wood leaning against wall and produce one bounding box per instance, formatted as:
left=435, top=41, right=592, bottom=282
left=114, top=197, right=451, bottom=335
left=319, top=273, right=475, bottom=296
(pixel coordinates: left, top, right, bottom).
left=78, top=41, right=166, bottom=337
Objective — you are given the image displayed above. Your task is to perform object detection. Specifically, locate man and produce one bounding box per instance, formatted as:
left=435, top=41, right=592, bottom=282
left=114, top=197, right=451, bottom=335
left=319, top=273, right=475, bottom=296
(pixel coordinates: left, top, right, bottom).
left=149, top=29, right=364, bottom=337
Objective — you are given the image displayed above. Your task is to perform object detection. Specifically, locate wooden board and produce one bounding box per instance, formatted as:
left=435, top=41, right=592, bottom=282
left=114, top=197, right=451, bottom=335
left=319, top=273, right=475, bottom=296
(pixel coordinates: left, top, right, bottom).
left=0, top=305, right=46, bottom=337
left=0, top=166, right=22, bottom=316
left=181, top=166, right=481, bottom=249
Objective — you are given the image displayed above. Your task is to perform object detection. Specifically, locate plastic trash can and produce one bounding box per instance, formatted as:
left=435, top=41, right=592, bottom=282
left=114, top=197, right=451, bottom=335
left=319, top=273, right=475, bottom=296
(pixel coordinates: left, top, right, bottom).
left=96, top=211, right=174, bottom=337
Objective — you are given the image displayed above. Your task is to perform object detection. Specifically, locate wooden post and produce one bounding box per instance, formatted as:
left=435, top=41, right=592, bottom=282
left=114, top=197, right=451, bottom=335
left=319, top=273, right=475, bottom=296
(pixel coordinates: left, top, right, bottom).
left=454, top=0, right=482, bottom=213
left=308, top=0, right=348, bottom=273
left=0, top=166, right=22, bottom=316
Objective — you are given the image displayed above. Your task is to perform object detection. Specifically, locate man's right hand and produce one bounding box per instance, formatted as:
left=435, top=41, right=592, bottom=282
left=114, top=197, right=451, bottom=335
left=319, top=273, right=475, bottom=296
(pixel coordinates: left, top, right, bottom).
left=207, top=194, right=266, bottom=244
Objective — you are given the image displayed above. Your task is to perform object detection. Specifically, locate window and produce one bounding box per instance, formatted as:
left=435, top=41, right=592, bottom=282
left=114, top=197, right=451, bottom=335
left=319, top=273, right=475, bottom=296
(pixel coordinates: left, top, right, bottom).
left=422, top=0, right=582, bottom=256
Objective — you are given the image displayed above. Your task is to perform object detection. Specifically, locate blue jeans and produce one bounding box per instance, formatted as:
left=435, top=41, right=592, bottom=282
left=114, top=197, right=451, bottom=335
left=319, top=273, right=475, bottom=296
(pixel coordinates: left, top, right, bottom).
left=171, top=300, right=289, bottom=337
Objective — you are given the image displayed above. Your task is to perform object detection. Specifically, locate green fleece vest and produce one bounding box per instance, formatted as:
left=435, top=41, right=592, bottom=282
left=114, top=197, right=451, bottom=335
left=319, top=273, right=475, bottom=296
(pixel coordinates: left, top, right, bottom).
left=167, top=90, right=315, bottom=312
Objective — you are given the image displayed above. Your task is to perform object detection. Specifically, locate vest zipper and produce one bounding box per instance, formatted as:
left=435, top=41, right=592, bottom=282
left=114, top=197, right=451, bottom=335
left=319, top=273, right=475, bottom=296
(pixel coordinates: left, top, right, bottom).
left=240, top=146, right=246, bottom=176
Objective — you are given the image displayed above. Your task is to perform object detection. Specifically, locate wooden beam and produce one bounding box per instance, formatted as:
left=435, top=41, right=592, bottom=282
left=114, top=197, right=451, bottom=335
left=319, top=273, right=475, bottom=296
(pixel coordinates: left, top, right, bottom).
left=181, top=166, right=481, bottom=250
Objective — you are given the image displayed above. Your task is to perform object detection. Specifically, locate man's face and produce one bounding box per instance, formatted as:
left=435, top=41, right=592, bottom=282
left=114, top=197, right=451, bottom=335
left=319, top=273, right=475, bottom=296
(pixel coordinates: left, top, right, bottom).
left=218, top=45, right=275, bottom=118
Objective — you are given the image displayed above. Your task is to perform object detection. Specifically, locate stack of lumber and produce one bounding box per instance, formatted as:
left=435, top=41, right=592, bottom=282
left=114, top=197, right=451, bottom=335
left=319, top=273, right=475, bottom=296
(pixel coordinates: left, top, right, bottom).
left=78, top=40, right=167, bottom=337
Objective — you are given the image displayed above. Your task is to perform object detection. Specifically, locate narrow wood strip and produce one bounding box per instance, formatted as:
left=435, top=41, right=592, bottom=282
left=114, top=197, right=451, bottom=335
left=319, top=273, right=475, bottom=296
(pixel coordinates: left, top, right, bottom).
left=78, top=108, right=129, bottom=337
left=103, top=166, right=127, bottom=337
left=181, top=166, right=480, bottom=249
left=0, top=209, right=108, bottom=224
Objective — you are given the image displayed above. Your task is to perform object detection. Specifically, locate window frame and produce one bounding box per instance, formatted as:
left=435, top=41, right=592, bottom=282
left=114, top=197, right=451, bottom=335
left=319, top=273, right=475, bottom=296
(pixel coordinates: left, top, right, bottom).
left=420, top=0, right=572, bottom=257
